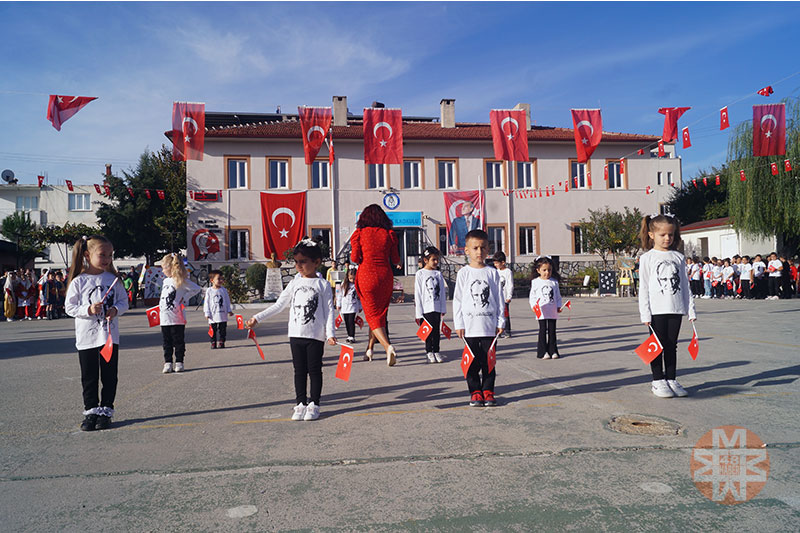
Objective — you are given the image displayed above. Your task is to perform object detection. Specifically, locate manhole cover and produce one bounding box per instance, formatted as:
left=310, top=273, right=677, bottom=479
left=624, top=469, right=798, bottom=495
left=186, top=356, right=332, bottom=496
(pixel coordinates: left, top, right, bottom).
left=608, top=414, right=683, bottom=436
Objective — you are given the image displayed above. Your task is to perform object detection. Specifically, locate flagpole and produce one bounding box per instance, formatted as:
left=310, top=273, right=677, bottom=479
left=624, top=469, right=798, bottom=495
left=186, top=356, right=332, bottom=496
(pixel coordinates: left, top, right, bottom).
left=507, top=160, right=515, bottom=262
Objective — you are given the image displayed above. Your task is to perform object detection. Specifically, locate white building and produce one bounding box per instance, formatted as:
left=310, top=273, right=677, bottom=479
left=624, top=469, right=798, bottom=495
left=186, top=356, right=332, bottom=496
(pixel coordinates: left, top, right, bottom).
left=681, top=217, right=776, bottom=259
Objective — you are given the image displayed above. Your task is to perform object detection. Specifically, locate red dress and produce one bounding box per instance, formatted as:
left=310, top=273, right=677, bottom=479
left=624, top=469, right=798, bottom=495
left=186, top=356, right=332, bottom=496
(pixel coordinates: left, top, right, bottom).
left=350, top=227, right=399, bottom=329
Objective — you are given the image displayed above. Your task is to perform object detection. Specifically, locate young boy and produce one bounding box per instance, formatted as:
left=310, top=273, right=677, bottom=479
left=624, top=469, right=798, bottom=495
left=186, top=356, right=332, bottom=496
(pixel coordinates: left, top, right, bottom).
left=739, top=256, right=753, bottom=299
left=752, top=254, right=767, bottom=299
left=493, top=251, right=514, bottom=338
left=204, top=270, right=233, bottom=348
left=453, top=230, right=504, bottom=407
left=711, top=258, right=723, bottom=299
left=701, top=257, right=713, bottom=298
left=722, top=259, right=734, bottom=298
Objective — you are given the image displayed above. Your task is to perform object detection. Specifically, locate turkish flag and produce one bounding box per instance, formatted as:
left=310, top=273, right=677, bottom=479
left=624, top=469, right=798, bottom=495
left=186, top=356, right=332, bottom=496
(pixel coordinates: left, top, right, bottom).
left=157, top=189, right=165, bottom=199
left=682, top=127, right=691, bottom=149
left=703, top=177, right=708, bottom=186
left=570, top=109, right=602, bottom=163
left=658, top=107, right=691, bottom=143
left=208, top=324, right=214, bottom=338
left=355, top=315, right=364, bottom=329
left=692, top=179, right=697, bottom=189
left=637, top=148, right=644, bottom=155
left=103, top=184, right=111, bottom=197
left=687, top=325, right=699, bottom=360
left=146, top=305, right=160, bottom=327
left=460, top=343, right=475, bottom=378
left=720, top=106, right=730, bottom=130
left=757, top=85, right=774, bottom=96
left=335, top=314, right=343, bottom=329
left=298, top=106, right=332, bottom=164
left=487, top=336, right=498, bottom=373
left=715, top=175, right=721, bottom=185
left=771, top=162, right=779, bottom=176
left=94, top=184, right=101, bottom=194
left=562, top=300, right=571, bottom=311
left=645, top=186, right=652, bottom=195
left=363, top=108, right=403, bottom=164
left=47, top=95, right=97, bottom=131
left=335, top=343, right=354, bottom=381
left=260, top=191, right=306, bottom=260
left=99, top=330, right=114, bottom=363
left=37, top=175, right=44, bottom=188
left=171, top=102, right=205, bottom=161
left=634, top=332, right=663, bottom=364
left=753, top=104, right=785, bottom=157
left=248, top=328, right=265, bottom=360
left=416, top=318, right=433, bottom=341
left=327, top=133, right=334, bottom=168
left=740, top=170, right=746, bottom=181
left=490, top=109, right=529, bottom=162
left=785, top=159, right=793, bottom=172
left=658, top=140, right=665, bottom=157
left=620, top=158, right=625, bottom=176
left=235, top=315, right=244, bottom=329
left=532, top=299, right=542, bottom=319
left=65, top=179, right=74, bottom=191
left=145, top=189, right=152, bottom=199
left=604, top=165, right=608, bottom=180
left=586, top=171, right=592, bottom=188
left=441, top=322, right=452, bottom=340
left=127, top=187, right=135, bottom=197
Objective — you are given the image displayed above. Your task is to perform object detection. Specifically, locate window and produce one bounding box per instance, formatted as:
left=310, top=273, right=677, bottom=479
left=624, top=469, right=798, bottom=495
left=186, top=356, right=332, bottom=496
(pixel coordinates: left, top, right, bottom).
left=15, top=196, right=38, bottom=211
left=228, top=229, right=249, bottom=260
left=570, top=160, right=590, bottom=189
left=68, top=193, right=91, bottom=211
left=667, top=171, right=674, bottom=186
left=572, top=224, right=588, bottom=254
left=659, top=203, right=671, bottom=215
left=437, top=159, right=457, bottom=189
left=516, top=160, right=536, bottom=189
left=518, top=225, right=539, bottom=256
left=437, top=225, right=448, bottom=256
left=310, top=227, right=332, bottom=258
left=226, top=157, right=248, bottom=189
left=485, top=160, right=504, bottom=189
left=403, top=159, right=422, bottom=189
left=607, top=160, right=623, bottom=189
left=367, top=164, right=388, bottom=189
left=309, top=161, right=329, bottom=189
left=487, top=225, right=506, bottom=256
left=269, top=158, right=290, bottom=189
left=657, top=171, right=663, bottom=186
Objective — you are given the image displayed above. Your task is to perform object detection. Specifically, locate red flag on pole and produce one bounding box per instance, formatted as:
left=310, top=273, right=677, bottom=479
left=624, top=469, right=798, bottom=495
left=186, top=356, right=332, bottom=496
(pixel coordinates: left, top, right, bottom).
left=658, top=107, right=690, bottom=143
left=37, top=175, right=44, bottom=188
left=604, top=165, right=608, bottom=180
left=460, top=342, right=475, bottom=378
left=753, top=103, right=786, bottom=157
left=94, top=184, right=101, bottom=194
left=363, top=107, right=403, bottom=164
left=355, top=315, right=364, bottom=329
left=334, top=314, right=343, bottom=329
left=682, top=127, right=691, bottom=149
left=620, top=158, right=625, bottom=176
left=687, top=324, right=699, bottom=360
left=634, top=328, right=663, bottom=364
left=720, top=106, right=730, bottom=130
left=532, top=299, right=542, bottom=319
left=785, top=159, right=793, bottom=172
left=127, top=187, right=135, bottom=197
left=570, top=109, right=602, bottom=163
left=771, top=162, right=779, bottom=176
left=248, top=328, right=265, bottom=360
left=145, top=189, right=151, bottom=199
left=487, top=335, right=499, bottom=373
left=171, top=102, right=205, bottom=161
left=235, top=315, right=244, bottom=329
left=740, top=169, right=746, bottom=181
left=490, top=109, right=529, bottom=162
left=260, top=191, right=307, bottom=260
left=416, top=318, right=433, bottom=341
left=65, top=179, right=74, bottom=191
left=298, top=106, right=332, bottom=164
left=715, top=175, right=721, bottom=185
left=335, top=343, right=354, bottom=381
left=757, top=85, right=774, bottom=96
left=441, top=321, right=452, bottom=340
left=99, top=328, right=114, bottom=363
left=157, top=189, right=165, bottom=199
left=658, top=140, right=665, bottom=157
left=47, top=95, right=97, bottom=131
left=326, top=132, right=334, bottom=169
left=146, top=305, right=160, bottom=327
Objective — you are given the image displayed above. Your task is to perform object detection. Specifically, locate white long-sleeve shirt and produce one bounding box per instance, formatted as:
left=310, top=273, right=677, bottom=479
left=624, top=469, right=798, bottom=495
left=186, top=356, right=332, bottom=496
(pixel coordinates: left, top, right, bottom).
left=740, top=263, right=753, bottom=281
left=159, top=277, right=202, bottom=326
left=752, top=261, right=766, bottom=279
left=204, top=286, right=232, bottom=323
left=768, top=259, right=782, bottom=277
left=722, top=266, right=734, bottom=283
left=453, top=265, right=504, bottom=337
left=336, top=283, right=361, bottom=315
left=65, top=272, right=129, bottom=350
left=529, top=278, right=562, bottom=320
left=638, top=249, right=696, bottom=323
left=690, top=263, right=701, bottom=281
left=414, top=268, right=447, bottom=318
left=497, top=267, right=514, bottom=302
left=253, top=276, right=335, bottom=342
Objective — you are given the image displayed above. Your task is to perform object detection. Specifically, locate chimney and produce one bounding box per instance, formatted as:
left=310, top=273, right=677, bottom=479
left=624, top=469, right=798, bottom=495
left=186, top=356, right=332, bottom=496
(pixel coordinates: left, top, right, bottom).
left=514, top=103, right=531, bottom=130
left=371, top=101, right=385, bottom=108
left=105, top=164, right=112, bottom=177
left=440, top=99, right=455, bottom=128
left=333, top=96, right=348, bottom=127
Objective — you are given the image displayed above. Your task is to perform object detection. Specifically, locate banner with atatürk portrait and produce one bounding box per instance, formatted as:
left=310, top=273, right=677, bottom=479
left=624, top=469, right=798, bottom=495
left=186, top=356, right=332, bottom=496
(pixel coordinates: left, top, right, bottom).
left=443, top=190, right=485, bottom=255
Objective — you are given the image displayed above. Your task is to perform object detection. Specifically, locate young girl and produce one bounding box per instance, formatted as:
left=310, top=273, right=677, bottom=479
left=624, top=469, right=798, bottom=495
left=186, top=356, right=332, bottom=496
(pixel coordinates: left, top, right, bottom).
left=414, top=246, right=447, bottom=363
left=246, top=240, right=336, bottom=421
left=336, top=268, right=361, bottom=345
left=494, top=251, right=514, bottom=338
left=65, top=235, right=129, bottom=431
left=159, top=253, right=202, bottom=373
left=529, top=256, right=563, bottom=359
left=638, top=214, right=696, bottom=398
left=15, top=270, right=33, bottom=320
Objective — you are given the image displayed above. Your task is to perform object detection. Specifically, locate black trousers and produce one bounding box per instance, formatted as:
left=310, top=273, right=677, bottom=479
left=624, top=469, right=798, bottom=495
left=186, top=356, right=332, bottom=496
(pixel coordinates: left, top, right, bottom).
left=537, top=319, right=558, bottom=357
left=423, top=311, right=441, bottom=353
left=465, top=336, right=495, bottom=393
left=211, top=322, right=227, bottom=343
left=781, top=277, right=793, bottom=299
left=754, top=277, right=766, bottom=299
left=161, top=324, right=186, bottom=363
left=290, top=337, right=324, bottom=406
left=768, top=277, right=780, bottom=297
left=741, top=280, right=752, bottom=299
left=343, top=313, right=356, bottom=338
left=649, top=314, right=682, bottom=381
left=78, top=345, right=119, bottom=411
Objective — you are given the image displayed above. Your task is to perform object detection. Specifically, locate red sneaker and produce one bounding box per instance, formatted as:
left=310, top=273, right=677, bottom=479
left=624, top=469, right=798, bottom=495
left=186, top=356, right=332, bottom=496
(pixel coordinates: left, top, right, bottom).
left=483, top=390, right=497, bottom=407
left=469, top=391, right=484, bottom=407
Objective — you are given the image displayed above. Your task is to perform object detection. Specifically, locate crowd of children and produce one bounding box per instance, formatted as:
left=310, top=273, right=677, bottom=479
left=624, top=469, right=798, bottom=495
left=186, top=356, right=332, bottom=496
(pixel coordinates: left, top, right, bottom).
left=686, top=252, right=798, bottom=300
left=2, top=268, right=67, bottom=321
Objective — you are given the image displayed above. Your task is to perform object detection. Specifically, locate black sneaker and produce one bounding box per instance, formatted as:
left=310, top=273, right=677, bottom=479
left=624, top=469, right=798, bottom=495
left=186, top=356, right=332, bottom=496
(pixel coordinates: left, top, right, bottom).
left=95, top=415, right=111, bottom=430
left=211, top=342, right=217, bottom=349
left=469, top=392, right=484, bottom=407
left=80, top=414, right=98, bottom=431
left=219, top=342, right=225, bottom=349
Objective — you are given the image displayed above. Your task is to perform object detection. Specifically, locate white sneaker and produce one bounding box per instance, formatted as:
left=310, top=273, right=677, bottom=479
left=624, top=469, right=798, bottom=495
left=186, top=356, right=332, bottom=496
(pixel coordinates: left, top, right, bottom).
left=434, top=353, right=444, bottom=363
left=701, top=295, right=711, bottom=299
left=174, top=362, right=184, bottom=373
left=542, top=354, right=551, bottom=359
left=651, top=379, right=675, bottom=398
left=162, top=363, right=173, bottom=374
left=427, top=352, right=436, bottom=363
left=667, top=379, right=688, bottom=397
left=291, top=403, right=307, bottom=421
left=347, top=337, right=355, bottom=343
left=551, top=353, right=560, bottom=359
left=303, top=402, right=320, bottom=421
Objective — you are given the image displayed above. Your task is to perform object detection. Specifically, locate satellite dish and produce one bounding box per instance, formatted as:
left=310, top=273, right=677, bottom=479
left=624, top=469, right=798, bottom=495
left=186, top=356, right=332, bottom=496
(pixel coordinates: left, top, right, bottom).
left=1, top=169, right=18, bottom=184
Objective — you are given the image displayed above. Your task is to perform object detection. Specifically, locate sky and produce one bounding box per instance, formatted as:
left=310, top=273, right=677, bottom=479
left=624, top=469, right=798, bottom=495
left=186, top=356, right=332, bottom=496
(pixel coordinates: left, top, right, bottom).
left=1, top=1, right=799, bottom=186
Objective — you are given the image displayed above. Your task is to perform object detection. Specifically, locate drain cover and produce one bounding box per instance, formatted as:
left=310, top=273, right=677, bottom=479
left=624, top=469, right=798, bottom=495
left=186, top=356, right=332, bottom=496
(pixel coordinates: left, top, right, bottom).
left=608, top=414, right=683, bottom=436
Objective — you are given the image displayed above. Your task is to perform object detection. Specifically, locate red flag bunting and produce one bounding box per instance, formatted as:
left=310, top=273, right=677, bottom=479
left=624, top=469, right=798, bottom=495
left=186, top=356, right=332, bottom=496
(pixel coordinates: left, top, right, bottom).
left=146, top=305, right=160, bottom=327
left=248, top=328, right=265, bottom=360
left=460, top=343, right=474, bottom=378
left=637, top=148, right=645, bottom=155
left=645, top=186, right=652, bottom=195
left=570, top=109, right=602, bottom=163
left=715, top=175, right=721, bottom=185
left=703, top=177, right=708, bottom=186
left=416, top=318, right=433, bottom=341
left=157, top=189, right=165, bottom=199
left=94, top=184, right=101, bottom=194
left=757, top=85, right=774, bottom=96
left=753, top=104, right=786, bottom=157
left=720, top=106, right=730, bottom=130
left=658, top=140, right=665, bottom=157
left=687, top=324, right=699, bottom=360
left=682, top=127, right=691, bottom=149
left=298, top=106, right=333, bottom=164
left=47, top=95, right=97, bottom=131
left=363, top=108, right=403, bottom=164
left=620, top=158, right=625, bottom=175
left=103, top=184, right=111, bottom=196
left=171, top=102, right=205, bottom=161
left=235, top=315, right=244, bottom=329
left=771, top=162, right=779, bottom=176
left=65, top=179, right=74, bottom=191
left=604, top=165, right=608, bottom=180
left=786, top=159, right=793, bottom=172
left=692, top=179, right=697, bottom=189
left=490, top=109, right=529, bottom=162
left=260, top=191, right=306, bottom=260
left=546, top=187, right=550, bottom=197
left=127, top=187, right=135, bottom=197
left=739, top=169, right=746, bottom=181
left=37, top=175, right=44, bottom=188
left=586, top=171, right=592, bottom=188
left=335, top=344, right=354, bottom=381
left=441, top=322, right=452, bottom=340
left=634, top=330, right=663, bottom=364
left=144, top=189, right=151, bottom=199
left=564, top=182, right=569, bottom=192
left=658, top=107, right=690, bottom=143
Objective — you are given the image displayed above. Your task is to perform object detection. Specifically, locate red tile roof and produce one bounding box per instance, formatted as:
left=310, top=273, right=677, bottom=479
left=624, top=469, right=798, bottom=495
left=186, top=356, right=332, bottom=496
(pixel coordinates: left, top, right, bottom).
left=680, top=217, right=731, bottom=232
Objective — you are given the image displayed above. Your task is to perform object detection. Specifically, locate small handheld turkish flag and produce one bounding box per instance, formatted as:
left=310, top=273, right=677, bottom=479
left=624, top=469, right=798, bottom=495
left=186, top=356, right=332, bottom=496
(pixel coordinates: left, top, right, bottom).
left=532, top=299, right=543, bottom=320
left=235, top=315, right=244, bottom=329
left=335, top=314, right=343, bottom=329
left=771, top=162, right=779, bottom=176
left=688, top=324, right=699, bottom=360
left=146, top=305, right=160, bottom=327
left=720, top=106, right=730, bottom=130
left=441, top=322, right=452, bottom=340
left=757, top=85, right=774, bottom=96
left=487, top=335, right=499, bottom=373
left=100, top=323, right=114, bottom=363
left=335, top=343, right=354, bottom=381
left=560, top=299, right=572, bottom=320
left=785, top=159, right=793, bottom=172
left=65, top=179, right=74, bottom=191
left=634, top=327, right=663, bottom=365
left=248, top=328, right=265, bottom=360
left=208, top=324, right=214, bottom=338
left=355, top=315, right=364, bottom=329
left=460, top=342, right=475, bottom=378
left=682, top=127, right=691, bottom=149
left=416, top=318, right=433, bottom=341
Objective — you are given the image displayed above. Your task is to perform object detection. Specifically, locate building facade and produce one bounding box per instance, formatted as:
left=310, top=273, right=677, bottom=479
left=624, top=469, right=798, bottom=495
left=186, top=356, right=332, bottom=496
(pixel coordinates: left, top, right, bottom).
left=681, top=217, right=776, bottom=259
left=186, top=97, right=682, bottom=273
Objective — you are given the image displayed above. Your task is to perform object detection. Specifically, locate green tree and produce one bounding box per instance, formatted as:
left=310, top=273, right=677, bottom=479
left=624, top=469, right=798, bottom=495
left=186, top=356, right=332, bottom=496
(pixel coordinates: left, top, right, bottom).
left=666, top=165, right=730, bottom=224
left=221, top=264, right=249, bottom=303
left=1, top=211, right=45, bottom=268
left=95, top=146, right=186, bottom=264
left=246, top=263, right=267, bottom=299
left=579, top=206, right=644, bottom=269
left=34, top=222, right=100, bottom=268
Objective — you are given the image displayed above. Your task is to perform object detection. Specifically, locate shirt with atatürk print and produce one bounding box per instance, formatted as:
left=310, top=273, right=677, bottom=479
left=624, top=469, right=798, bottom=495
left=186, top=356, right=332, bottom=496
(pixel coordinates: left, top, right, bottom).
left=204, top=286, right=232, bottom=323
left=453, top=265, right=504, bottom=337
left=336, top=283, right=362, bottom=315
left=414, top=268, right=447, bottom=318
left=253, top=276, right=335, bottom=342
left=159, top=277, right=202, bottom=326
left=529, top=277, right=562, bottom=320
left=638, top=249, right=696, bottom=323
left=65, top=272, right=129, bottom=350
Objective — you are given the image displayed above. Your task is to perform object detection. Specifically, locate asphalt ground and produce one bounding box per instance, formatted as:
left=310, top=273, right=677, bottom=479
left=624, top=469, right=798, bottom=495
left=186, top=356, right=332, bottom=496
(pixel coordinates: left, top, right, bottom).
left=1, top=296, right=798, bottom=532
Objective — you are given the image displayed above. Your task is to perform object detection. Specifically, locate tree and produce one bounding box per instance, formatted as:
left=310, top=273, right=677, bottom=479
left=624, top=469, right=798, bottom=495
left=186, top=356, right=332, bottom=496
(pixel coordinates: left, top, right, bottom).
left=579, top=206, right=644, bottom=268
left=666, top=165, right=730, bottom=224
left=1, top=211, right=45, bottom=268
left=95, top=146, right=186, bottom=264
left=34, top=222, right=100, bottom=269
left=245, top=263, right=267, bottom=299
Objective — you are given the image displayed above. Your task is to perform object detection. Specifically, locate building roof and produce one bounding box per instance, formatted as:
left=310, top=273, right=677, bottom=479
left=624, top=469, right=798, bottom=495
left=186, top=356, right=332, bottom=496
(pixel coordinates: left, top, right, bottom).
left=680, top=217, right=732, bottom=232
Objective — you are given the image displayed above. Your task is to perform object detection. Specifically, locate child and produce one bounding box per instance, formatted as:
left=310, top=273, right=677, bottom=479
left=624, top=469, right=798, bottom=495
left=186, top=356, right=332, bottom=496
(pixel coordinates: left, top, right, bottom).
left=739, top=256, right=753, bottom=299
left=711, top=258, right=723, bottom=299
left=494, top=251, right=514, bottom=338
left=64, top=235, right=129, bottom=431
left=453, top=230, right=504, bottom=407
left=529, top=256, right=563, bottom=359
left=42, top=271, right=57, bottom=320
left=159, top=253, right=202, bottom=373
left=336, top=268, right=361, bottom=346
left=690, top=257, right=702, bottom=298
left=4, top=271, right=17, bottom=321
left=414, top=246, right=447, bottom=363
left=638, top=214, right=697, bottom=398
left=752, top=254, right=767, bottom=299
left=15, top=271, right=33, bottom=320
left=701, top=257, right=712, bottom=299
left=722, top=259, right=734, bottom=298
left=766, top=252, right=782, bottom=300
left=246, top=240, right=336, bottom=421
left=204, top=270, right=232, bottom=349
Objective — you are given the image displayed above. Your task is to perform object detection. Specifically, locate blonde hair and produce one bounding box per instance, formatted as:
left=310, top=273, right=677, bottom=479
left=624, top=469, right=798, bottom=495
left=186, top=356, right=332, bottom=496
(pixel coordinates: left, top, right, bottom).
left=67, top=235, right=117, bottom=287
left=160, top=253, right=189, bottom=288
left=639, top=214, right=682, bottom=251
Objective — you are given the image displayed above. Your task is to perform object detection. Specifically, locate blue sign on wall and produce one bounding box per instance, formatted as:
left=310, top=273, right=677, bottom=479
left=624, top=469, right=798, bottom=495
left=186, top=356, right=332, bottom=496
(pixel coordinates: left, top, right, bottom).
left=355, top=211, right=422, bottom=228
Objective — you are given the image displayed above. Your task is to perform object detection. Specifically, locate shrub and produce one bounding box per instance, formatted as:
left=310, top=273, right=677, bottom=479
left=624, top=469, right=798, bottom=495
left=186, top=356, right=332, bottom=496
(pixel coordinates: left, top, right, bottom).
left=245, top=263, right=267, bottom=298
left=221, top=264, right=249, bottom=303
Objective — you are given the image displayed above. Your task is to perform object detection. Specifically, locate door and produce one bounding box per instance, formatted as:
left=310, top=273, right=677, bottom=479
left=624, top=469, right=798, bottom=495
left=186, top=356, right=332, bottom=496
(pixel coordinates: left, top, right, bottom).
left=392, top=229, right=422, bottom=276
left=720, top=233, right=738, bottom=259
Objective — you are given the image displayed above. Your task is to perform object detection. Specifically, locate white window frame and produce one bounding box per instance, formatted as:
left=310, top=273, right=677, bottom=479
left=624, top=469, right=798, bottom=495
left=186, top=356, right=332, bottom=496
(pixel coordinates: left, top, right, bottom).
left=519, top=225, right=537, bottom=256
left=608, top=161, right=623, bottom=189
left=516, top=161, right=534, bottom=189
left=269, top=159, right=290, bottom=189
left=15, top=196, right=38, bottom=211
left=487, top=226, right=505, bottom=255
left=485, top=161, right=503, bottom=189
left=228, top=159, right=247, bottom=189
left=403, top=160, right=422, bottom=189
left=229, top=229, right=249, bottom=260
left=571, top=161, right=589, bottom=189
left=438, top=160, right=456, bottom=189
left=367, top=164, right=387, bottom=189
left=667, top=171, right=674, bottom=186
left=311, top=161, right=329, bottom=189
left=573, top=225, right=588, bottom=255
left=657, top=171, right=663, bottom=186
left=68, top=193, right=91, bottom=211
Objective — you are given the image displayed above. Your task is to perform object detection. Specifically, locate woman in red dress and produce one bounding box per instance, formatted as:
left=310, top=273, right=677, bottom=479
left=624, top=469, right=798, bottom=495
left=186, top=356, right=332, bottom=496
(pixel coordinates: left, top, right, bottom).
left=350, top=204, right=401, bottom=366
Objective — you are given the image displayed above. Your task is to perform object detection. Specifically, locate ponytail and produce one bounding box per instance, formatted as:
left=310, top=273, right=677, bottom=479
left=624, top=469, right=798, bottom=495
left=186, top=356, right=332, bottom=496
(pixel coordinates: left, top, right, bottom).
left=67, top=235, right=115, bottom=287
left=640, top=214, right=683, bottom=251
left=161, top=252, right=189, bottom=288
